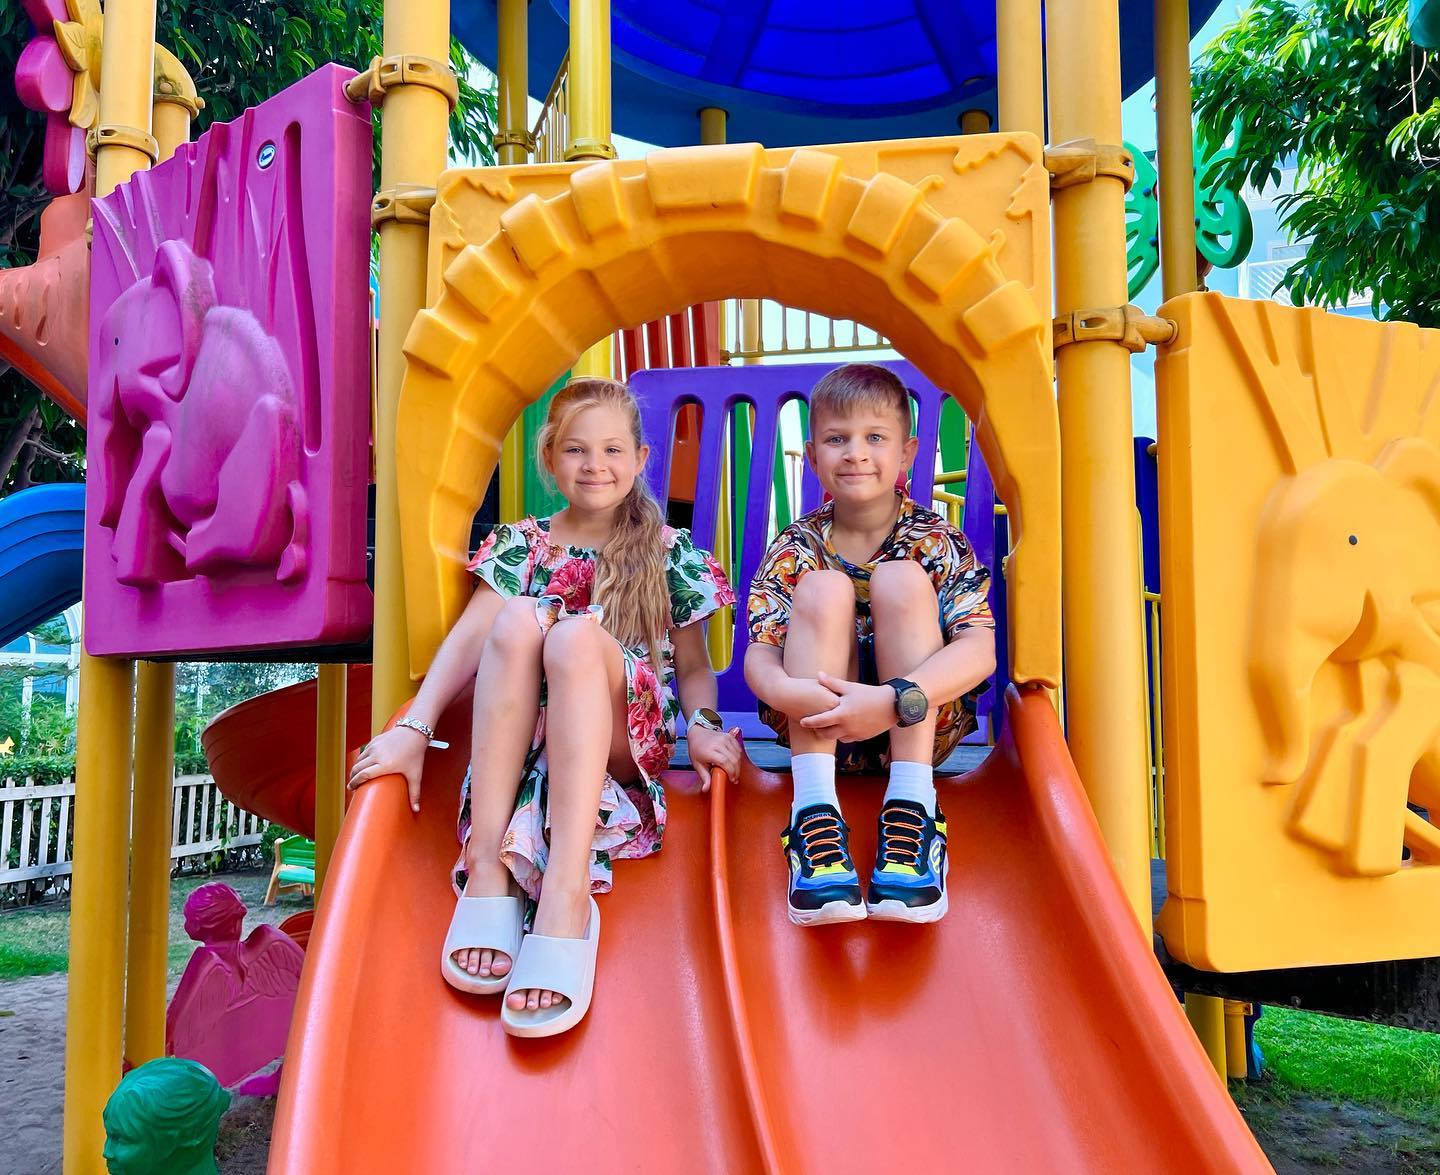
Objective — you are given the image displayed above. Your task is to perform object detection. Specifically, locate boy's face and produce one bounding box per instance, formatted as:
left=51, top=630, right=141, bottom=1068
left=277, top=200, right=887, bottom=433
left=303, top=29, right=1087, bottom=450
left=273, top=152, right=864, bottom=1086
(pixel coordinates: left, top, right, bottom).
left=805, top=403, right=917, bottom=513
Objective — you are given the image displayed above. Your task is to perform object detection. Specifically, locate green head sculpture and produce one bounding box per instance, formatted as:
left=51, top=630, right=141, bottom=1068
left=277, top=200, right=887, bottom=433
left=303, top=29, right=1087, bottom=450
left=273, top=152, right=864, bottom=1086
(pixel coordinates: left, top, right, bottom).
left=102, top=1057, right=230, bottom=1175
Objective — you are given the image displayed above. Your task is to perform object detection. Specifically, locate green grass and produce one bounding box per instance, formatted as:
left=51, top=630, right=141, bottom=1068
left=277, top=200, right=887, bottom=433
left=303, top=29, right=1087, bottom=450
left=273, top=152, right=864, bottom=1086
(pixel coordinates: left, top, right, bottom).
left=1255, top=1005, right=1440, bottom=1110
left=0, top=869, right=307, bottom=982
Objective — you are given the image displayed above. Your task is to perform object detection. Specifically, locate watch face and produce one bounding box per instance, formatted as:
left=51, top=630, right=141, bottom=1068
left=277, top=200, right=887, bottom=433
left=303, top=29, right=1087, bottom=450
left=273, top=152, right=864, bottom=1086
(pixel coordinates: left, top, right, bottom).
left=898, top=687, right=929, bottom=726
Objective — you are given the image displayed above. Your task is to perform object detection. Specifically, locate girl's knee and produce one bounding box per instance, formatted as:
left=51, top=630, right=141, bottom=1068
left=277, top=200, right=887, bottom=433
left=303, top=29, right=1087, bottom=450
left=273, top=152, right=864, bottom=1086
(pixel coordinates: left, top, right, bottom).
left=484, top=597, right=544, bottom=659
left=793, top=568, right=854, bottom=616
left=870, top=559, right=936, bottom=610
left=542, top=616, right=605, bottom=672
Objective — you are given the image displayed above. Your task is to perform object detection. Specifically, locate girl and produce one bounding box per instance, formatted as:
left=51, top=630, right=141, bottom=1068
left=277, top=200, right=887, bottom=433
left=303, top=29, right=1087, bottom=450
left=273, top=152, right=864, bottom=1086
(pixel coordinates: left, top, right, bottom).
left=347, top=378, right=740, bottom=1038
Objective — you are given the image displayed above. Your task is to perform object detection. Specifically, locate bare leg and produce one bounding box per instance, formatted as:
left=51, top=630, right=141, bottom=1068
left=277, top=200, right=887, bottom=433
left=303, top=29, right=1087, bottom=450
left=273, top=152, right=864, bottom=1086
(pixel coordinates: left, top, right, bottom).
left=783, top=570, right=857, bottom=755
left=457, top=595, right=544, bottom=978
left=508, top=618, right=633, bottom=1011
left=870, top=561, right=943, bottom=764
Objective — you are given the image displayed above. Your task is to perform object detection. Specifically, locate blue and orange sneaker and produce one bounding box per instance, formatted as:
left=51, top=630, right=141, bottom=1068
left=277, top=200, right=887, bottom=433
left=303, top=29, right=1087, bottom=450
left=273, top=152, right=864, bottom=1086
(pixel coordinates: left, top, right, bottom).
left=866, top=799, right=949, bottom=923
left=780, top=803, right=866, bottom=926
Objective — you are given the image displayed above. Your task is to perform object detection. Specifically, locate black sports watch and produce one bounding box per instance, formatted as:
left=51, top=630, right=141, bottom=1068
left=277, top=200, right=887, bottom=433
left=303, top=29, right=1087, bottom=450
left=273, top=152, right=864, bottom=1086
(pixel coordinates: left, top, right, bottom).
left=885, top=678, right=929, bottom=727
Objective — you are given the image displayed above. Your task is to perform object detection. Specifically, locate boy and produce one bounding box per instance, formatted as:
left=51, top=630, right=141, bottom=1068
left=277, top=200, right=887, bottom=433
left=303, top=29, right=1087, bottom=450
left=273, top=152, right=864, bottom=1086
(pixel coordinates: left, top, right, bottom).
left=745, top=364, right=996, bottom=927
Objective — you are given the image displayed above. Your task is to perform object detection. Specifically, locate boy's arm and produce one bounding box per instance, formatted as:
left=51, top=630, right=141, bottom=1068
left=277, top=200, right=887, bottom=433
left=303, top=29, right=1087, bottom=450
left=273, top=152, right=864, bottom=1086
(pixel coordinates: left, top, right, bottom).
left=745, top=642, right=841, bottom=720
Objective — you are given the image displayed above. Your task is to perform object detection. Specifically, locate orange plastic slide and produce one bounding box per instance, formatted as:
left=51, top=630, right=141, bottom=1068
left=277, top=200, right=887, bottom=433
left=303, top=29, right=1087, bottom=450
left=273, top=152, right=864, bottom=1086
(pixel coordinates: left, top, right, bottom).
left=267, top=686, right=1268, bottom=1172
left=201, top=665, right=373, bottom=840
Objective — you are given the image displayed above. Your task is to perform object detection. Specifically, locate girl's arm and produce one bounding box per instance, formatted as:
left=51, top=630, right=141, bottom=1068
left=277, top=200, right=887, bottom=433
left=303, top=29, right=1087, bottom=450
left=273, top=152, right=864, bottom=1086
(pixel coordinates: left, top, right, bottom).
left=671, top=623, right=742, bottom=785
left=347, top=582, right=506, bottom=810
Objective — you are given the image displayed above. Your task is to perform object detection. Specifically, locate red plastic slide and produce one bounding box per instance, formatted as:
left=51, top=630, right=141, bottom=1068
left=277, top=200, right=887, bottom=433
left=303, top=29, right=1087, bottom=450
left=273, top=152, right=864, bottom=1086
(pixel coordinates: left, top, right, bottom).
left=268, top=687, right=1268, bottom=1172
left=201, top=665, right=373, bottom=840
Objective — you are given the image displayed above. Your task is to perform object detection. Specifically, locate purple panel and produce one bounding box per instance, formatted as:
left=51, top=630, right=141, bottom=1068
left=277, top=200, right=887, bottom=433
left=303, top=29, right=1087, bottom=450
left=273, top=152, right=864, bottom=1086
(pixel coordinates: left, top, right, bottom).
left=85, top=65, right=373, bottom=657
left=631, top=360, right=964, bottom=733
left=961, top=437, right=1006, bottom=737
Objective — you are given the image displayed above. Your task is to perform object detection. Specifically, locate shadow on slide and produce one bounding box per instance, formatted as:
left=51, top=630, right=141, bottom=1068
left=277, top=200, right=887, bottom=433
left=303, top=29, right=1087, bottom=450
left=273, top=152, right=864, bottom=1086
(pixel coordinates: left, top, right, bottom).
left=269, top=686, right=1268, bottom=1172
left=0, top=483, right=84, bottom=647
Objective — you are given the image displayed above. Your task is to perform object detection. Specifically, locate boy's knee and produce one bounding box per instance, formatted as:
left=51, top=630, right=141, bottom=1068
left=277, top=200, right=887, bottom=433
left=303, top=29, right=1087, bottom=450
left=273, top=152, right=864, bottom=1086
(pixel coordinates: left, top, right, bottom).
left=870, top=560, right=935, bottom=611
left=793, top=569, right=854, bottom=617
left=541, top=617, right=603, bottom=672
left=485, top=596, right=544, bottom=658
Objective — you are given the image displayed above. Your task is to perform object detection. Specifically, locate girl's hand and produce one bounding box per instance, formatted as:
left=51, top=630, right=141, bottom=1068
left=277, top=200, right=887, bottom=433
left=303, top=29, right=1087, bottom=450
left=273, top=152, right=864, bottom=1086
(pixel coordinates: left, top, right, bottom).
left=347, top=724, right=429, bottom=813
left=798, top=672, right=899, bottom=744
left=688, top=725, right=743, bottom=792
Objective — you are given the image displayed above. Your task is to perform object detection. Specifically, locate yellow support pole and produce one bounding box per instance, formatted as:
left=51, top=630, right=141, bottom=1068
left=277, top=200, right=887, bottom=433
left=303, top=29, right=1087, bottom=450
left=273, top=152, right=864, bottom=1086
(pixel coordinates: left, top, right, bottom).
left=1224, top=1000, right=1251, bottom=1080
left=1156, top=0, right=1199, bottom=299
left=372, top=0, right=452, bottom=730
left=313, top=664, right=348, bottom=895
left=1046, top=0, right=1153, bottom=928
left=700, top=107, right=732, bottom=669
left=567, top=0, right=615, bottom=380
left=1185, top=993, right=1228, bottom=1078
left=496, top=0, right=531, bottom=521
left=1156, top=0, right=1226, bottom=1075
left=997, top=0, right=1046, bottom=138
left=65, top=4, right=154, bottom=1167
left=150, top=44, right=200, bottom=164
left=123, top=660, right=174, bottom=1070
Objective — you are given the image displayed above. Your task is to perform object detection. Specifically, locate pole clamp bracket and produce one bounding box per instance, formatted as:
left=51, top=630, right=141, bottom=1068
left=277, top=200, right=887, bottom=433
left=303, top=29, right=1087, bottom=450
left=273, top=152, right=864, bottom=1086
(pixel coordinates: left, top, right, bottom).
left=371, top=184, right=437, bottom=228
left=492, top=129, right=536, bottom=155
left=86, top=123, right=159, bottom=163
left=1044, top=139, right=1136, bottom=193
left=345, top=54, right=460, bottom=111
left=1052, top=305, right=1177, bottom=354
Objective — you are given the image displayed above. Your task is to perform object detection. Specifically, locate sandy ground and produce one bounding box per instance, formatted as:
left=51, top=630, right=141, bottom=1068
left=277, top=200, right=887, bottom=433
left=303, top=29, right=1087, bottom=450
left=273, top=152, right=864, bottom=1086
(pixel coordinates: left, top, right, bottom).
left=0, top=871, right=303, bottom=1175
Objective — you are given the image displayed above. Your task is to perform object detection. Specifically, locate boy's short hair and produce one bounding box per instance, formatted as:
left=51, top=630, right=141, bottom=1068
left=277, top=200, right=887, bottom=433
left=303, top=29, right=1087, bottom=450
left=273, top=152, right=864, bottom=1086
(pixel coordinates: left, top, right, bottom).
left=809, top=363, right=912, bottom=434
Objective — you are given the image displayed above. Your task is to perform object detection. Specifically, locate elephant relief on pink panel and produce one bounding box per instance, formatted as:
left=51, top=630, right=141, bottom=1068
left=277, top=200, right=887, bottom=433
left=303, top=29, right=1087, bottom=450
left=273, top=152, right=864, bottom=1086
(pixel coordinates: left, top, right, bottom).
left=86, top=65, right=373, bottom=657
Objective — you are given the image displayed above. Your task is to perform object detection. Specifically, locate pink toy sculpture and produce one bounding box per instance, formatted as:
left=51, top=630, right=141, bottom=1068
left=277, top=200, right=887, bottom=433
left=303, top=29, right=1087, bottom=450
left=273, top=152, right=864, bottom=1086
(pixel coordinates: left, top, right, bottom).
left=86, top=65, right=373, bottom=657
left=167, top=883, right=305, bottom=1095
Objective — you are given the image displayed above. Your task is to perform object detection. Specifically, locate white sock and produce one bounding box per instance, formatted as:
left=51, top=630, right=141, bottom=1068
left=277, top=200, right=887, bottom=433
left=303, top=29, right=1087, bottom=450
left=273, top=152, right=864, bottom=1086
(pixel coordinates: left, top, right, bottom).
left=790, top=752, right=839, bottom=820
left=885, top=760, right=937, bottom=816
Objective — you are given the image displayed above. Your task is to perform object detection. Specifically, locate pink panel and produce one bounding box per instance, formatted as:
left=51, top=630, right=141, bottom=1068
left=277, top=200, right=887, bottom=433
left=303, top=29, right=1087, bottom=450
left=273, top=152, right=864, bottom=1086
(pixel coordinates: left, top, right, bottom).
left=85, top=65, right=373, bottom=657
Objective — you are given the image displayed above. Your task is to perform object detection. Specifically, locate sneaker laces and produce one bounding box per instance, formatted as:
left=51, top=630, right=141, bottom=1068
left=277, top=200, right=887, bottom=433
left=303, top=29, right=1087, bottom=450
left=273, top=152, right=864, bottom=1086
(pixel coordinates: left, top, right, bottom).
left=877, top=802, right=926, bottom=869
left=796, top=810, right=848, bottom=870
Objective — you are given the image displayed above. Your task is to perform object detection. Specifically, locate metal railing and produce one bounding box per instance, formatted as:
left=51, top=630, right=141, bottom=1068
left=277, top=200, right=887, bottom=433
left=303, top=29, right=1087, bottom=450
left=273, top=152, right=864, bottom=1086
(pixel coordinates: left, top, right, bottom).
left=721, top=298, right=891, bottom=363
left=531, top=52, right=570, bottom=164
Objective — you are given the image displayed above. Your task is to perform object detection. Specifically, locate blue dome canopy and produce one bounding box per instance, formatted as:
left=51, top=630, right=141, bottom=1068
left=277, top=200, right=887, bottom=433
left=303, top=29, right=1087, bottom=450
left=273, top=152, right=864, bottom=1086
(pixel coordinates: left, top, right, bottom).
left=453, top=0, right=1219, bottom=148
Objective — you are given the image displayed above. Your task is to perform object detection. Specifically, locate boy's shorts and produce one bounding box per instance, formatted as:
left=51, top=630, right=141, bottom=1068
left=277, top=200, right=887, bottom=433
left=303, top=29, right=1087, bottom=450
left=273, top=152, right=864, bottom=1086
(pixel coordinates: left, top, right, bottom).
left=757, top=632, right=976, bottom=773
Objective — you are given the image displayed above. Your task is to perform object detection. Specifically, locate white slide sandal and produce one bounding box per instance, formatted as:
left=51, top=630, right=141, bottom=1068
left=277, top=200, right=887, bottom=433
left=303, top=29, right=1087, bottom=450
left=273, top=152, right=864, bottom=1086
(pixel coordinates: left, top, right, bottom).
left=500, top=897, right=601, bottom=1038
left=441, top=895, right=525, bottom=995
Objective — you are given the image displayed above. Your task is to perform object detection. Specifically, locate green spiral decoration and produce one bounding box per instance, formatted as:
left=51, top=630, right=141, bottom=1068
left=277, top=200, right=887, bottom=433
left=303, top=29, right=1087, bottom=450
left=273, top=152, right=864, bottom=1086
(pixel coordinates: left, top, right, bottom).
left=1125, top=140, right=1161, bottom=299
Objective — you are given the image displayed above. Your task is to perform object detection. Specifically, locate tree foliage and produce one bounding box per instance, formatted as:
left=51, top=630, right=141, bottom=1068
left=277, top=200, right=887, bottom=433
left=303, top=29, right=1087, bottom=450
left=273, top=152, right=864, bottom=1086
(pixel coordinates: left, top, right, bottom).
left=1193, top=0, right=1440, bottom=324
left=0, top=0, right=497, bottom=489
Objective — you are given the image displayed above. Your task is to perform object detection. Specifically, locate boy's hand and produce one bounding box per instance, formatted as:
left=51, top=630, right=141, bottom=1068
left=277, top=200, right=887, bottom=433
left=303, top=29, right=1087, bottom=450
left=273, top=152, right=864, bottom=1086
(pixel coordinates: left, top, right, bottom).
left=688, top=725, right=743, bottom=792
left=774, top=676, right=841, bottom=722
left=799, top=672, right=899, bottom=744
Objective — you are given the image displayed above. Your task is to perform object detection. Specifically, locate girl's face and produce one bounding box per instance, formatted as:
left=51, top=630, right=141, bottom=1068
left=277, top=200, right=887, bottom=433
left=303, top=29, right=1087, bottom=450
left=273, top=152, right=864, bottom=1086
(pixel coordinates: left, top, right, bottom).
left=545, top=402, right=650, bottom=513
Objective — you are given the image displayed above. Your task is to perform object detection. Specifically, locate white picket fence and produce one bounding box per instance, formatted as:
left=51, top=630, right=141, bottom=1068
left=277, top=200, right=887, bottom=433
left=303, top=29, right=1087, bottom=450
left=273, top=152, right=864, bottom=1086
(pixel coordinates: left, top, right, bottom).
left=0, top=774, right=267, bottom=894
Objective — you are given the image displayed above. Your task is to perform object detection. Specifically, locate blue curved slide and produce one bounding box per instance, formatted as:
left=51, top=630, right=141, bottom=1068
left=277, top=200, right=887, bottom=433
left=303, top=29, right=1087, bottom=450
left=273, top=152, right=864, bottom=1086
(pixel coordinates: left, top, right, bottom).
left=0, top=483, right=85, bottom=647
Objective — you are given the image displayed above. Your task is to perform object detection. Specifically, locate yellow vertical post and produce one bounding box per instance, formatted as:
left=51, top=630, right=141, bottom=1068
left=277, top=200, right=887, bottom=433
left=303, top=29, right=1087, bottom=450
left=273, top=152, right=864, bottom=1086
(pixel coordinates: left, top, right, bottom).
left=372, top=0, right=452, bottom=731
left=1156, top=0, right=1225, bottom=1073
left=64, top=4, right=154, bottom=1167
left=1224, top=1000, right=1251, bottom=1079
left=1046, top=0, right=1153, bottom=927
left=1156, top=0, right=1199, bottom=299
left=496, top=0, right=531, bottom=521
left=997, top=0, right=1045, bottom=137
left=124, top=660, right=175, bottom=1069
left=1185, top=993, right=1228, bottom=1078
left=150, top=45, right=199, bottom=164
left=700, top=107, right=732, bottom=668
left=313, top=664, right=348, bottom=895
left=568, top=0, right=615, bottom=382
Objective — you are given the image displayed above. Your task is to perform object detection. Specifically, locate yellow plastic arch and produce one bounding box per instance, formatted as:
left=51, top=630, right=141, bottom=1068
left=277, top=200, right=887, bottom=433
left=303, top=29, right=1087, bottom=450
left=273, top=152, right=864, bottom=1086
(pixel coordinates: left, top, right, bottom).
left=398, top=137, right=1060, bottom=686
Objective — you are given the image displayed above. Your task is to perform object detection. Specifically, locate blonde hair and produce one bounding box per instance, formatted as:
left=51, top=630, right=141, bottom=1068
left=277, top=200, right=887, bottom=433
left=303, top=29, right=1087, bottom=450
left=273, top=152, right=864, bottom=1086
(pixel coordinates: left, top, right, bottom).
left=809, top=363, right=912, bottom=434
left=535, top=378, right=670, bottom=667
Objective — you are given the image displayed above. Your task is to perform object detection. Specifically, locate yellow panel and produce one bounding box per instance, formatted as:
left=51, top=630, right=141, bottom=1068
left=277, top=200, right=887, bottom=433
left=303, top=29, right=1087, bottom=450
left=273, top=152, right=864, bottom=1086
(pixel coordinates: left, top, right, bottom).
left=400, top=137, right=1059, bottom=689
left=1156, top=292, right=1440, bottom=971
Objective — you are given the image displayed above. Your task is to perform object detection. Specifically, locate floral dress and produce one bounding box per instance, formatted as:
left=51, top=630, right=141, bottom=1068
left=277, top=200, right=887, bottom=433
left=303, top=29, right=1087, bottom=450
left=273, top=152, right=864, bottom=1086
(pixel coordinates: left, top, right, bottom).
left=453, top=516, right=734, bottom=902
left=747, top=493, right=994, bottom=772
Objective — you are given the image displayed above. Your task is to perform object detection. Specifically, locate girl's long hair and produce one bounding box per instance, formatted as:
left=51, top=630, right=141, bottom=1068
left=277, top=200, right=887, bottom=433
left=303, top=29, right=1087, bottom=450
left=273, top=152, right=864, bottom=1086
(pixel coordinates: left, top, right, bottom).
left=535, top=378, right=670, bottom=669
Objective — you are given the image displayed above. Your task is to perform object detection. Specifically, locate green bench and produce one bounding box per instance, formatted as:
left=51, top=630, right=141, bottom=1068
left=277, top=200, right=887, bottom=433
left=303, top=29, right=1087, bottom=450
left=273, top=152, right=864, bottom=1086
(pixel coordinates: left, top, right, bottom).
left=264, top=835, right=316, bottom=905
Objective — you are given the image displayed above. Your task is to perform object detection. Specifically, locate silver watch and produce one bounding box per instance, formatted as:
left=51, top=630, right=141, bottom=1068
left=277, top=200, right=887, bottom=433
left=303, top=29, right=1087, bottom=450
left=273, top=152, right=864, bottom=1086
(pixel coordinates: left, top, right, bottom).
left=687, top=707, right=723, bottom=732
